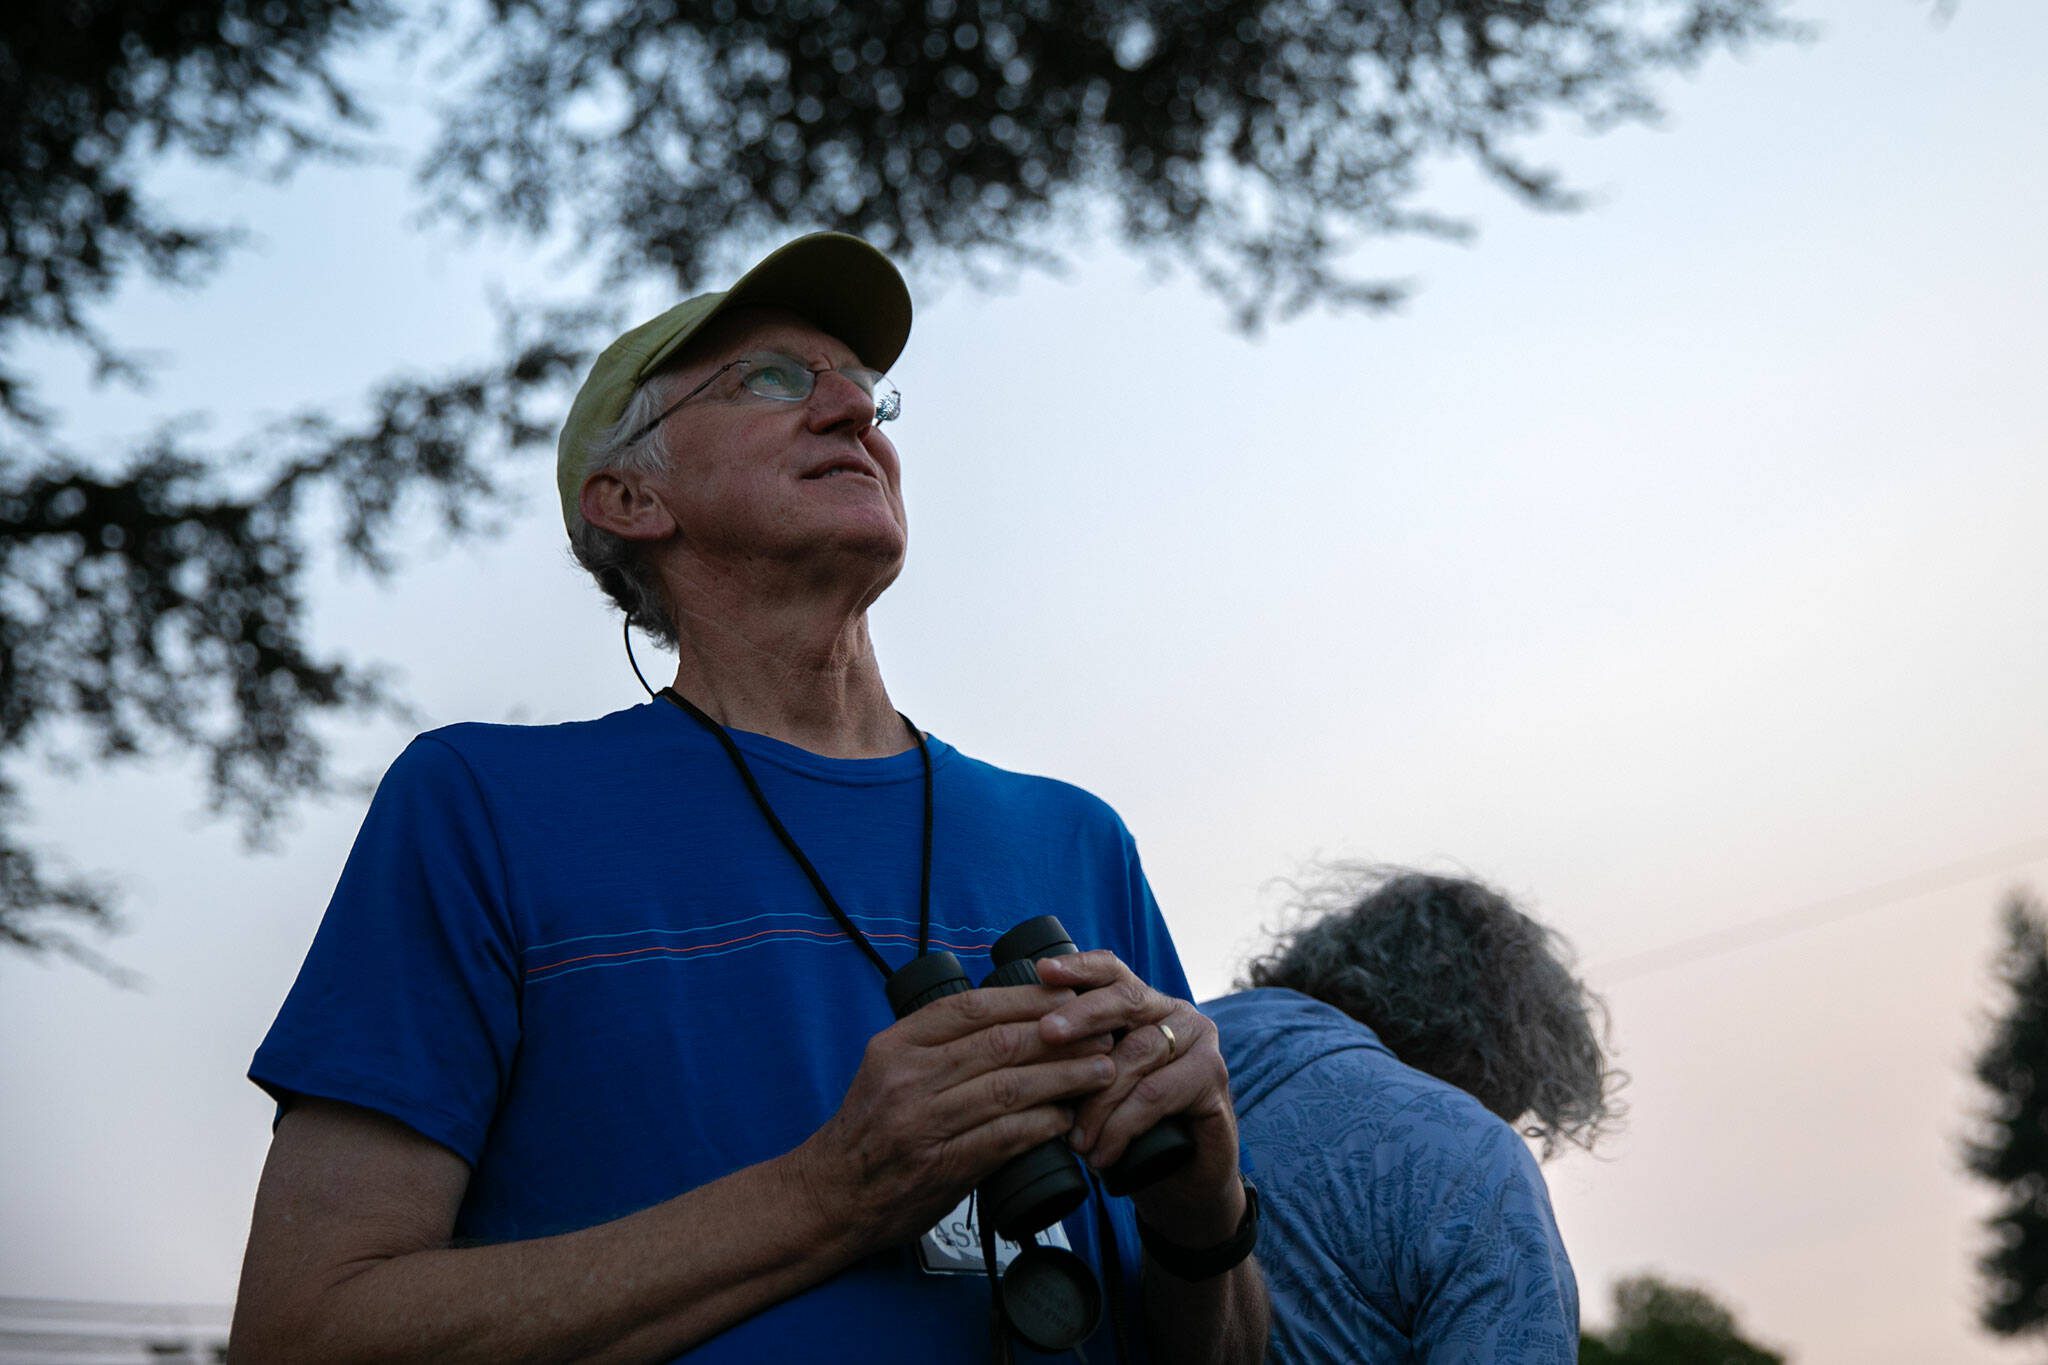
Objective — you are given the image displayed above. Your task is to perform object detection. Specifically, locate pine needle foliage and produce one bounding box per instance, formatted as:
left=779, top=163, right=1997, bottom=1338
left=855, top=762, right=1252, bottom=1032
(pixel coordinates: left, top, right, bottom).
left=1967, top=891, right=2048, bottom=1340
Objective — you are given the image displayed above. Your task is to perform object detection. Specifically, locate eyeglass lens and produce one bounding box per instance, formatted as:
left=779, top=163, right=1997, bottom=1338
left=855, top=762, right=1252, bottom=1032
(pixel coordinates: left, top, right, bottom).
left=736, top=353, right=900, bottom=422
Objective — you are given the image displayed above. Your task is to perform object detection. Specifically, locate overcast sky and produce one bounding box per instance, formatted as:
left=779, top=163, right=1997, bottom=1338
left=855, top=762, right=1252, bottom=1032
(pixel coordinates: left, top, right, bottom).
left=4, top=2, right=2045, bottom=1360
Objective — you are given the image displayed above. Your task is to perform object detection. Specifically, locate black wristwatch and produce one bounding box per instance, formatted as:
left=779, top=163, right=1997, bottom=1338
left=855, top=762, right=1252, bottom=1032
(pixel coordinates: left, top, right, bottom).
left=1135, top=1177, right=1260, bottom=1281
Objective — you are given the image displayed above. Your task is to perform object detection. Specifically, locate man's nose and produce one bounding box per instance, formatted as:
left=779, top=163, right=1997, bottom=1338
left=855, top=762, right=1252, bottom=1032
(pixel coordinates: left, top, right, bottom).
left=806, top=368, right=878, bottom=432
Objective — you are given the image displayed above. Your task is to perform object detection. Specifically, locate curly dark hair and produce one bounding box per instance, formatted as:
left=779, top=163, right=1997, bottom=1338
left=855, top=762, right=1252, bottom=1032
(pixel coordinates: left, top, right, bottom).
left=1240, top=865, right=1624, bottom=1157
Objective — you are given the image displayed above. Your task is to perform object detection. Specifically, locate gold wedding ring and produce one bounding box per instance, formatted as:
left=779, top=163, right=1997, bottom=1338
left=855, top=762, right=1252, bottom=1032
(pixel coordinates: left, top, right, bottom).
left=1156, top=1020, right=1180, bottom=1061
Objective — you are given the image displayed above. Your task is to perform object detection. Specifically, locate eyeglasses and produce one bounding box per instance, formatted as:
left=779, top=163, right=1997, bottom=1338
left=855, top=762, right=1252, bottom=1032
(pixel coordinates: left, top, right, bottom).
left=625, top=351, right=902, bottom=446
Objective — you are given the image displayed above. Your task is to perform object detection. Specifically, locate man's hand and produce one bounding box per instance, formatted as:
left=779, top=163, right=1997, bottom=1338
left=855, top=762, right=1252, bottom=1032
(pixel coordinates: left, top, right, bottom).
left=793, top=980, right=1119, bottom=1251
left=1032, top=952, right=1245, bottom=1245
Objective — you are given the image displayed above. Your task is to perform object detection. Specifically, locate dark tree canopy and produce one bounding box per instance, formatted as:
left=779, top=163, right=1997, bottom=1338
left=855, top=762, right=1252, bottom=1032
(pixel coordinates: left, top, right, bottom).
left=427, top=0, right=1795, bottom=326
left=0, top=1, right=584, bottom=962
left=1966, top=891, right=2048, bottom=1341
left=1580, top=1274, right=1787, bottom=1365
left=3, top=0, right=1798, bottom=958
left=0, top=0, right=390, bottom=421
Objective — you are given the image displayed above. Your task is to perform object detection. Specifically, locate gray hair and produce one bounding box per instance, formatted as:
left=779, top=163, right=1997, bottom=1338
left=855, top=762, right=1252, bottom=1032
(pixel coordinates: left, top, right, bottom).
left=1240, top=864, right=1625, bottom=1157
left=567, top=376, right=680, bottom=650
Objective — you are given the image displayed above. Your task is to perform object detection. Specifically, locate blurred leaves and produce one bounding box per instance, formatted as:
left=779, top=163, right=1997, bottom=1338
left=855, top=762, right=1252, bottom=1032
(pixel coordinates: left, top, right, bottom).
left=425, top=0, right=1798, bottom=328
left=3, top=0, right=399, bottom=960
left=0, top=0, right=394, bottom=426
left=0, top=313, right=586, bottom=961
left=1581, top=1273, right=1787, bottom=1364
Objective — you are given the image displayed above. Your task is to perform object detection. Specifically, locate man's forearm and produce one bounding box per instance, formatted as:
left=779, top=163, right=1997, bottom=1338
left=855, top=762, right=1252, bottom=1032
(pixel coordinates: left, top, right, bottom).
left=1143, top=1256, right=1270, bottom=1364
left=232, top=1147, right=860, bottom=1365
left=1127, top=1162, right=1269, bottom=1364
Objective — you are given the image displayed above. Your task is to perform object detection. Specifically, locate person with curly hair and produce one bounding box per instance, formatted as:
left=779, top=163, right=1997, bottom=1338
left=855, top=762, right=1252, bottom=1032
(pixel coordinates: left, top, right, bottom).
left=1203, top=866, right=1622, bottom=1363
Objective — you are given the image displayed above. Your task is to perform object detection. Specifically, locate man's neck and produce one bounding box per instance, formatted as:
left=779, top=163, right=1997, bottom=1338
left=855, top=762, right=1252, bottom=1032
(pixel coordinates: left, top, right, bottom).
left=665, top=590, right=907, bottom=760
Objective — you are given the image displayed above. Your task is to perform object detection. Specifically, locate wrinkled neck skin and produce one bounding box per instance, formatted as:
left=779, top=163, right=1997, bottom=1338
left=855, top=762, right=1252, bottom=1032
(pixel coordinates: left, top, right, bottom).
left=661, top=552, right=909, bottom=761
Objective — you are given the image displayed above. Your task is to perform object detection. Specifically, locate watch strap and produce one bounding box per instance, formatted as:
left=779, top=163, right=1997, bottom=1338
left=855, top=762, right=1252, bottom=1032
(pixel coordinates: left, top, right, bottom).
left=1134, top=1177, right=1259, bottom=1281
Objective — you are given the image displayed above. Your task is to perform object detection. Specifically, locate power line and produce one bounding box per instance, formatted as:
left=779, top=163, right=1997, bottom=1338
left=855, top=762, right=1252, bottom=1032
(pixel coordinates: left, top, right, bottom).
left=1586, top=833, right=2048, bottom=983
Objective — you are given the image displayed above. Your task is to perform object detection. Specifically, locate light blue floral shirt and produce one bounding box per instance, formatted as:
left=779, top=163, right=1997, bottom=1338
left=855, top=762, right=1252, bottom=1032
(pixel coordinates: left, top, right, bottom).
left=1203, top=989, right=1579, bottom=1364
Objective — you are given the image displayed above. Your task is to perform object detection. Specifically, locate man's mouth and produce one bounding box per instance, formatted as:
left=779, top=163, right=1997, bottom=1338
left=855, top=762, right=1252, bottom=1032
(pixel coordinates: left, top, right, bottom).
left=803, top=458, right=879, bottom=481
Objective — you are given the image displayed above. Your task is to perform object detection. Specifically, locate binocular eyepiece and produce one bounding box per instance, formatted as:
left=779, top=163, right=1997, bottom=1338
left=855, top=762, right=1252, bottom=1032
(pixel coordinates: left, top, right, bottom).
left=885, top=915, right=1196, bottom=1241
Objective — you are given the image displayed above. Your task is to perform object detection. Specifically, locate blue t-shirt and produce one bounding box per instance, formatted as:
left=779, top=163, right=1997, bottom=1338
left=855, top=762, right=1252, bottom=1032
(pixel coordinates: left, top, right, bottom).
left=1202, top=989, right=1578, bottom=1364
left=252, top=701, right=1191, bottom=1363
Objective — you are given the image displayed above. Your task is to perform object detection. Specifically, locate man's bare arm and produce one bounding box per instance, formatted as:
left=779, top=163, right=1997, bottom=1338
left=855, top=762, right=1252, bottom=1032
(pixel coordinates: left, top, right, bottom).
left=1137, top=1178, right=1270, bottom=1365
left=230, top=1098, right=862, bottom=1363
left=231, top=984, right=1116, bottom=1364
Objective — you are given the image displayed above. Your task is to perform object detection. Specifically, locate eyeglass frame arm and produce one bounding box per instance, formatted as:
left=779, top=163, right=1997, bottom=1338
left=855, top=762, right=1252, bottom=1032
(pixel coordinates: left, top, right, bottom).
left=621, top=357, right=895, bottom=447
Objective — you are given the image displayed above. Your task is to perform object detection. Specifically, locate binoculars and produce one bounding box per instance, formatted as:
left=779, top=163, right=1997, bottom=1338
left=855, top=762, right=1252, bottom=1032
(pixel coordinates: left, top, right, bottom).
left=884, top=914, right=1196, bottom=1241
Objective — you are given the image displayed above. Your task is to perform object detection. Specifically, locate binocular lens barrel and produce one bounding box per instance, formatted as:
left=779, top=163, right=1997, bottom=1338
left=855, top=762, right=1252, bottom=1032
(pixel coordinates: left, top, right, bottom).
left=885, top=950, right=972, bottom=1017
left=885, top=950, right=1090, bottom=1241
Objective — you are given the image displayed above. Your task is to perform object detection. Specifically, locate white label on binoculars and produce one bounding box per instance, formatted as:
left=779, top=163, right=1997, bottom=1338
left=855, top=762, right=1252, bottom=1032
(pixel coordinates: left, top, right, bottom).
left=916, top=1194, right=1073, bottom=1276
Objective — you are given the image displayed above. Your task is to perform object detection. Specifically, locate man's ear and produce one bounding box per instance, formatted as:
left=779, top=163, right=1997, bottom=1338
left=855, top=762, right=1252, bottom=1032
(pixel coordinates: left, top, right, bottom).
left=580, top=469, right=678, bottom=542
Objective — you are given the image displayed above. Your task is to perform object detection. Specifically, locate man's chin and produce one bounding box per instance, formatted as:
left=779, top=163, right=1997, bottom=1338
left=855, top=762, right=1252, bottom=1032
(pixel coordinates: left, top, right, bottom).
left=795, top=523, right=907, bottom=584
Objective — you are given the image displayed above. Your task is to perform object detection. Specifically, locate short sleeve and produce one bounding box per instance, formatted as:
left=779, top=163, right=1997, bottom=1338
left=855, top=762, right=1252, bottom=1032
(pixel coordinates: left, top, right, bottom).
left=249, top=735, right=521, bottom=1164
left=1118, top=824, right=1194, bottom=1002
left=1405, top=1117, right=1579, bottom=1363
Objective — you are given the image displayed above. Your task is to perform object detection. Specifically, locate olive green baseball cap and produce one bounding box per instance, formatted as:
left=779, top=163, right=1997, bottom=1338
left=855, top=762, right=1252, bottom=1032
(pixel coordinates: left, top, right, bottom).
left=555, top=231, right=913, bottom=534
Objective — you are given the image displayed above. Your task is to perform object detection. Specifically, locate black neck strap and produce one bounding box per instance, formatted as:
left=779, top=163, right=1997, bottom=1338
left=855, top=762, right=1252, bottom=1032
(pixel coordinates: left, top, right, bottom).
left=657, top=686, right=933, bottom=982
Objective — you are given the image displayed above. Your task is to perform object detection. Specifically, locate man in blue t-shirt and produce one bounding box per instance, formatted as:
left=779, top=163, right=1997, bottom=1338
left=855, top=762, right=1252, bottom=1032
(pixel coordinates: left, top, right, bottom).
left=232, top=234, right=1267, bottom=1363
left=1203, top=868, right=1620, bottom=1363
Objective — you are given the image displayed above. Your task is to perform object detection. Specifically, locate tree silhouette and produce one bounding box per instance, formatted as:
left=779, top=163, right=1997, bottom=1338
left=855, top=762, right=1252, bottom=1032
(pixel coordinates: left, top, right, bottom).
left=1580, top=1273, right=1786, bottom=1365
left=1, top=0, right=387, bottom=424
left=1, top=1, right=585, bottom=963
left=1966, top=890, right=2048, bottom=1341
left=3, top=0, right=1796, bottom=957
